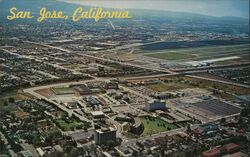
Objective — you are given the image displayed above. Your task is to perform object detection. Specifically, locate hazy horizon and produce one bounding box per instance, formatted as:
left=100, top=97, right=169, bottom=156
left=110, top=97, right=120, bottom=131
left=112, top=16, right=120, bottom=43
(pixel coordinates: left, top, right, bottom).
left=59, top=0, right=249, bottom=19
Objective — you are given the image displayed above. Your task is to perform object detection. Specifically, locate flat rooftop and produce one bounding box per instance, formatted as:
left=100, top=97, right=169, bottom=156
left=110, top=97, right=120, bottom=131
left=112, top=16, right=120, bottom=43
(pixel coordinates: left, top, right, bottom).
left=91, top=111, right=104, bottom=116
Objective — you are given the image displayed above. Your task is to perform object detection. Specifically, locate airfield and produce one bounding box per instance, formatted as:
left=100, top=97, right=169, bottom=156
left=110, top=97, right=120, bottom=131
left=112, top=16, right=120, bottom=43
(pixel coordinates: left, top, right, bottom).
left=142, top=44, right=249, bottom=65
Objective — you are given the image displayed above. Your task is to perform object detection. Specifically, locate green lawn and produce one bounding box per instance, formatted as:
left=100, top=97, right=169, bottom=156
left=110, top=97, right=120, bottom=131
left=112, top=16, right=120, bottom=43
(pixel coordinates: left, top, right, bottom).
left=51, top=87, right=75, bottom=95
left=55, top=119, right=88, bottom=131
left=140, top=116, right=178, bottom=136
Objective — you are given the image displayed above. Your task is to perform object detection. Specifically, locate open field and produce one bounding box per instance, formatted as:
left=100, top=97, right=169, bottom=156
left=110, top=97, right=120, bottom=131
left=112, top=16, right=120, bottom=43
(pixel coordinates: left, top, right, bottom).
left=35, top=88, right=54, bottom=98
left=146, top=82, right=192, bottom=92
left=140, top=116, right=178, bottom=136
left=144, top=76, right=249, bottom=99
left=182, top=76, right=250, bottom=95
left=143, top=44, right=249, bottom=62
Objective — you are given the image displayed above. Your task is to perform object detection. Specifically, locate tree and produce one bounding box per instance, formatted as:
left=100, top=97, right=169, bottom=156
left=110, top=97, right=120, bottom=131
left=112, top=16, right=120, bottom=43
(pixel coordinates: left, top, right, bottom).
left=69, top=148, right=79, bottom=157
left=238, top=117, right=244, bottom=126
left=32, top=134, right=41, bottom=146
left=48, top=151, right=63, bottom=157
left=81, top=146, right=89, bottom=156
left=70, top=126, right=75, bottom=131
left=3, top=101, right=8, bottom=106
left=0, top=139, right=6, bottom=153
left=61, top=112, right=69, bottom=120
left=8, top=97, right=15, bottom=103
left=12, top=143, right=23, bottom=152
left=240, top=107, right=250, bottom=117
left=186, top=124, right=192, bottom=133
left=220, top=118, right=226, bottom=125
left=106, top=140, right=116, bottom=149
left=63, top=146, right=73, bottom=154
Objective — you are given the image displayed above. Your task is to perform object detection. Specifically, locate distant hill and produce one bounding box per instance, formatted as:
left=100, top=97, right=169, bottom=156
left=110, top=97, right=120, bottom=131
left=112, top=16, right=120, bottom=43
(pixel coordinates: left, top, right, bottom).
left=0, top=0, right=249, bottom=35
left=1, top=0, right=248, bottom=22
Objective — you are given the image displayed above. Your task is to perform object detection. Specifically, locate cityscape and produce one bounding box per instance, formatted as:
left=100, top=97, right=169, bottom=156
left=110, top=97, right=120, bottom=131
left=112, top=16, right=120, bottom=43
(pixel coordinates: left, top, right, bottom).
left=0, top=0, right=250, bottom=157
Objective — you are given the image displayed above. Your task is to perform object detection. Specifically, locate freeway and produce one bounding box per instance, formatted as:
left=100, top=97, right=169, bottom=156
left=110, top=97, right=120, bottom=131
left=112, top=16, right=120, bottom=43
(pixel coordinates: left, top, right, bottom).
left=174, top=63, right=250, bottom=73
left=123, top=73, right=179, bottom=80
left=24, top=41, right=175, bottom=74
left=187, top=75, right=250, bottom=88
left=24, top=41, right=250, bottom=89
left=124, top=69, right=250, bottom=88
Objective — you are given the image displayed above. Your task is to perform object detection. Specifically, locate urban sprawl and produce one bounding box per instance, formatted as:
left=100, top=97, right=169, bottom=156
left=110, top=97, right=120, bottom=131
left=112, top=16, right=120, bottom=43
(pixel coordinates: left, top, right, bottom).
left=0, top=1, right=250, bottom=157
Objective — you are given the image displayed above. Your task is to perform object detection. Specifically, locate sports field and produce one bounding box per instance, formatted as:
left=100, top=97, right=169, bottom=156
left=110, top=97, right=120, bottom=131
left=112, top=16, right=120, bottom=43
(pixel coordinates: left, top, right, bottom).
left=51, top=87, right=75, bottom=95
left=143, top=44, right=249, bottom=62
left=140, top=116, right=178, bottom=136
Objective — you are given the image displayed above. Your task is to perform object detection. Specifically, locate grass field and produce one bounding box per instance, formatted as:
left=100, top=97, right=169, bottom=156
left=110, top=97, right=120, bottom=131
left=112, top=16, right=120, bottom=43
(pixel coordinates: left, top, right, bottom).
left=55, top=119, right=86, bottom=131
left=148, top=76, right=250, bottom=98
left=140, top=116, right=178, bottom=136
left=146, top=82, right=192, bottom=92
left=144, top=51, right=195, bottom=60
left=51, top=87, right=75, bottom=95
left=143, top=44, right=249, bottom=61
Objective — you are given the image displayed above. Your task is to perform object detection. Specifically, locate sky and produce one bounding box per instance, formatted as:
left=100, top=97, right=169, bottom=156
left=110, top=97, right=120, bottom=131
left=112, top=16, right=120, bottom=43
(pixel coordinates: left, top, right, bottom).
left=60, top=0, right=249, bottom=18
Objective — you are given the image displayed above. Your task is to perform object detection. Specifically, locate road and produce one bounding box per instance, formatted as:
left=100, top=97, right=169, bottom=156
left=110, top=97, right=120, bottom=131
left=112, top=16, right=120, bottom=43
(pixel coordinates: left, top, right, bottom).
left=124, top=70, right=250, bottom=89
left=24, top=41, right=250, bottom=89
left=23, top=80, right=95, bottom=124
left=24, top=41, right=175, bottom=74
left=187, top=75, right=250, bottom=88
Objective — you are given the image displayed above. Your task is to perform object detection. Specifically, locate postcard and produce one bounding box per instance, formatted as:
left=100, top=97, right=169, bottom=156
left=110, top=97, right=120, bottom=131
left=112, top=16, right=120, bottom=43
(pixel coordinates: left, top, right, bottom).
left=0, top=0, right=249, bottom=157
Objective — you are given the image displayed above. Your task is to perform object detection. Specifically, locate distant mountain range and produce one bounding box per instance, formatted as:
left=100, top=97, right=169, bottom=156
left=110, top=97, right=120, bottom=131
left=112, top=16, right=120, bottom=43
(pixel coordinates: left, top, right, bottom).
left=0, top=0, right=248, bottom=22
left=0, top=0, right=249, bottom=35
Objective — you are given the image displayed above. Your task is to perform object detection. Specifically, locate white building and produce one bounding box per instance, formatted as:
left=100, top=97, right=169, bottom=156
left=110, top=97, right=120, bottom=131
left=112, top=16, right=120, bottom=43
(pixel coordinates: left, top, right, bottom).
left=94, top=127, right=117, bottom=145
left=145, top=99, right=166, bottom=111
